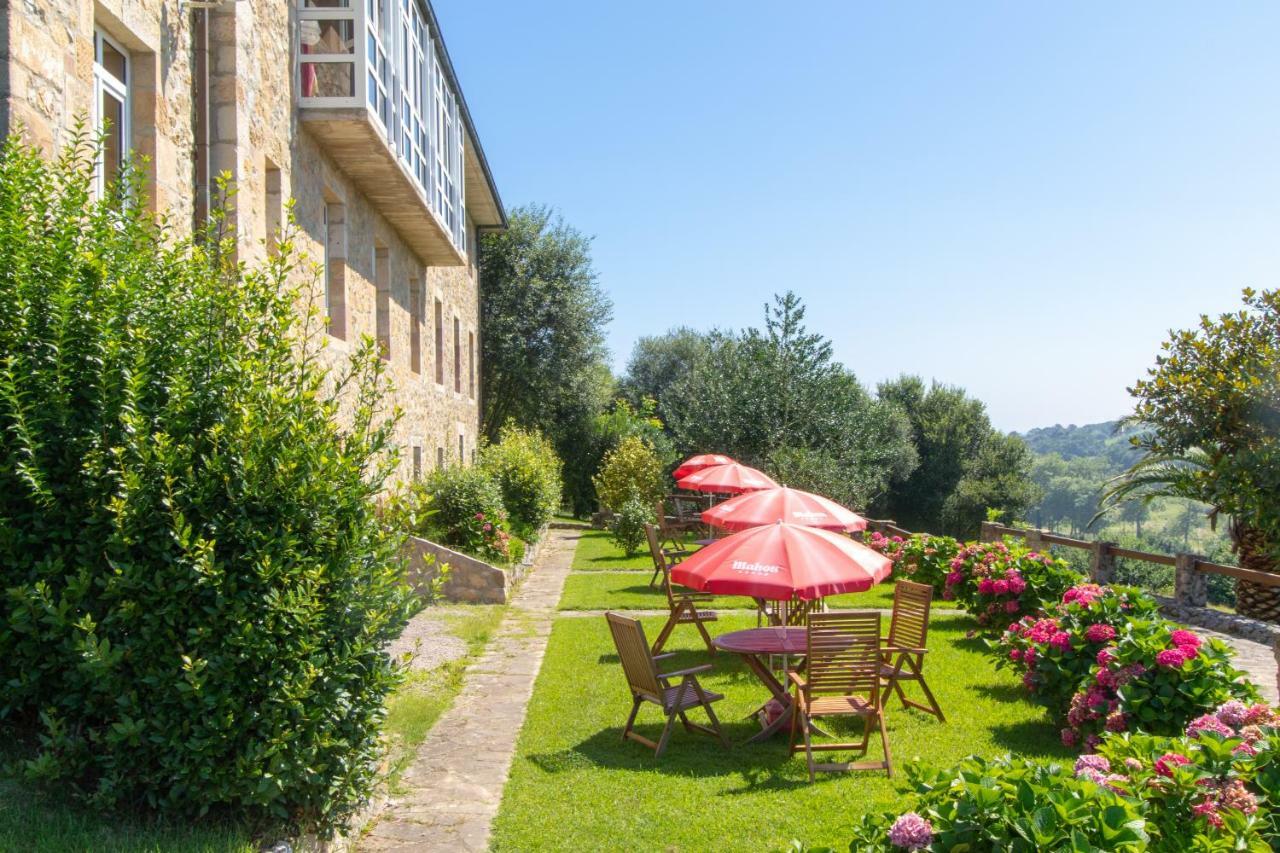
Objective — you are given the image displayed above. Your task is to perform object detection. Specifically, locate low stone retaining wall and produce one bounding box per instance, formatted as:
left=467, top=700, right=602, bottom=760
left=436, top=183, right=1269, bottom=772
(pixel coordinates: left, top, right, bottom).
left=404, top=536, right=527, bottom=604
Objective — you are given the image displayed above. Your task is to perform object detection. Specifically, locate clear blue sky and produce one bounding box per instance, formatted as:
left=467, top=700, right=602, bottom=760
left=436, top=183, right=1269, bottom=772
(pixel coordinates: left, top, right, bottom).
left=436, top=2, right=1280, bottom=433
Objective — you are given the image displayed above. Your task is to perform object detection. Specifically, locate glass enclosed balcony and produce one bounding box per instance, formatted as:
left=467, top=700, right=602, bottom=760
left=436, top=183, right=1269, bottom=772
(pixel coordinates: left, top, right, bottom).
left=298, top=0, right=467, bottom=265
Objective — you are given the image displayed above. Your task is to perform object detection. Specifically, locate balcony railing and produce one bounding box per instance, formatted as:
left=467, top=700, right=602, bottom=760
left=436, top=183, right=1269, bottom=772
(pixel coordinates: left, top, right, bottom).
left=298, top=0, right=466, bottom=259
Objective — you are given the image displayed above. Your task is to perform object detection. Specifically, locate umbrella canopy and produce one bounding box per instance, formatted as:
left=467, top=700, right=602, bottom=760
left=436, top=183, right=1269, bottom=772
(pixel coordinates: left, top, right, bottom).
left=701, top=486, right=869, bottom=533
left=671, top=521, right=892, bottom=601
left=676, top=463, right=779, bottom=495
left=673, top=453, right=736, bottom=480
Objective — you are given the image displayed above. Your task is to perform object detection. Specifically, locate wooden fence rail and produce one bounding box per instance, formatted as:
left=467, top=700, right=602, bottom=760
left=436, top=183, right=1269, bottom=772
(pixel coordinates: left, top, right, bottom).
left=862, top=519, right=1280, bottom=610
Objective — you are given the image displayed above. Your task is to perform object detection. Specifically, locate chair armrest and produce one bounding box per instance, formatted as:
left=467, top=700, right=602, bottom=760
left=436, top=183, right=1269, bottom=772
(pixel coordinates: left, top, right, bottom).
left=787, top=670, right=807, bottom=689
left=659, top=663, right=713, bottom=679
left=883, top=645, right=929, bottom=655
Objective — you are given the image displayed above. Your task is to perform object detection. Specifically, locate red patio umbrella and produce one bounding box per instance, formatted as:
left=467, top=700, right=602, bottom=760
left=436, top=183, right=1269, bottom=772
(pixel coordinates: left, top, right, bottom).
left=671, top=521, right=892, bottom=601
left=673, top=453, right=736, bottom=480
left=701, top=486, right=868, bottom=533
left=676, top=463, right=779, bottom=495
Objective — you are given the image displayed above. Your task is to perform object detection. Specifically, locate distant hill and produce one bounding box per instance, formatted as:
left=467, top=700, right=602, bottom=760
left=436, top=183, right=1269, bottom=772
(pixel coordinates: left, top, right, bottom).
left=1019, top=420, right=1143, bottom=471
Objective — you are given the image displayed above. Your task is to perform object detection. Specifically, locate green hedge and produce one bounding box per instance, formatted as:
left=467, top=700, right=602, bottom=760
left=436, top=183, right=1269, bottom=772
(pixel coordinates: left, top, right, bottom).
left=0, top=138, right=412, bottom=834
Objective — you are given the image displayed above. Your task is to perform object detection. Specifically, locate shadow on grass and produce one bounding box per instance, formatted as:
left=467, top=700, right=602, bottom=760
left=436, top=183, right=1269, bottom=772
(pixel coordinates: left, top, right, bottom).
left=987, top=717, right=1071, bottom=757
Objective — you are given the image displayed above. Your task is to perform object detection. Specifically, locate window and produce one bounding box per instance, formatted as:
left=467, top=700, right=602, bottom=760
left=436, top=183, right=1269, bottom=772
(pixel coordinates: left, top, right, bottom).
left=409, top=274, right=423, bottom=374
left=323, top=199, right=348, bottom=339
left=468, top=331, right=475, bottom=399
left=453, top=317, right=461, bottom=393
left=436, top=446, right=445, bottom=469
left=93, top=30, right=130, bottom=197
left=374, top=244, right=391, bottom=360
left=433, top=298, right=444, bottom=384
left=412, top=446, right=422, bottom=480
left=458, top=433, right=465, bottom=463
left=264, top=161, right=282, bottom=255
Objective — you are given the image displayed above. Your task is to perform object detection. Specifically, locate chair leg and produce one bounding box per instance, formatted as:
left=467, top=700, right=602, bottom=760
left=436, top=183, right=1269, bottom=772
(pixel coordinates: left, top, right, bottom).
left=703, top=700, right=729, bottom=748
left=650, top=613, right=677, bottom=656
left=788, top=701, right=799, bottom=755
left=649, top=563, right=662, bottom=589
left=915, top=672, right=946, bottom=722
left=655, top=710, right=678, bottom=757
left=622, top=695, right=642, bottom=742
left=802, top=713, right=816, bottom=783
left=878, top=711, right=893, bottom=778
left=693, top=615, right=716, bottom=656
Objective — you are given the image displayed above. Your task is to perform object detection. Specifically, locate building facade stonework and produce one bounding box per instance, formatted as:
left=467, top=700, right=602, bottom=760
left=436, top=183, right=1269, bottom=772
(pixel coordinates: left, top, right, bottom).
left=0, top=0, right=504, bottom=487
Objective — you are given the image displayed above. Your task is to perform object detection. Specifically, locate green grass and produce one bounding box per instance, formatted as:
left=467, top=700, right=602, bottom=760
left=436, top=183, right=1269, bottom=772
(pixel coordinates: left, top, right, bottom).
left=571, top=529, right=702, bottom=570
left=0, top=746, right=255, bottom=852
left=491, top=612, right=1067, bottom=852
left=384, top=604, right=506, bottom=789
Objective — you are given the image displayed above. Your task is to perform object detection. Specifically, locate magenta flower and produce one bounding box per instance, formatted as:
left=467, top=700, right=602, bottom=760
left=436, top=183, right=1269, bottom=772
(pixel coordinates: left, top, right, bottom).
left=1096, top=647, right=1116, bottom=667
left=1008, top=576, right=1026, bottom=594
left=991, top=579, right=1010, bottom=595
left=1186, top=714, right=1234, bottom=738
left=1155, top=648, right=1187, bottom=669
left=1124, top=757, right=1143, bottom=772
left=977, top=578, right=995, bottom=595
left=1153, top=752, right=1191, bottom=777
left=1242, top=703, right=1279, bottom=727
left=1061, top=727, right=1078, bottom=747
left=1216, top=700, right=1248, bottom=729
left=474, top=512, right=485, bottom=521
left=1074, top=754, right=1110, bottom=776
left=1004, top=600, right=1020, bottom=614
left=1084, top=624, right=1117, bottom=643
left=1170, top=629, right=1202, bottom=649
left=1104, top=710, right=1128, bottom=732
left=1192, top=798, right=1224, bottom=828
left=1049, top=631, right=1072, bottom=652
left=1008, top=648, right=1022, bottom=663
left=887, top=812, right=933, bottom=850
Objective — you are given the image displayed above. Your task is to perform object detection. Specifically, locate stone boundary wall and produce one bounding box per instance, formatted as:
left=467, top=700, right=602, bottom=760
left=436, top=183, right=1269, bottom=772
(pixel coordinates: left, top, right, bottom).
left=404, top=535, right=525, bottom=604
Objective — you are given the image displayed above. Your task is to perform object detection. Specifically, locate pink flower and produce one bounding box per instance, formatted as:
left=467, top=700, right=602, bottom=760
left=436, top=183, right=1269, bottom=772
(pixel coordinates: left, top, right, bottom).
left=991, top=579, right=1010, bottom=596
left=1170, top=629, right=1201, bottom=649
left=1074, top=754, right=1110, bottom=776
left=1004, top=599, right=1020, bottom=614
left=1243, top=703, right=1279, bottom=727
left=1186, top=714, right=1234, bottom=738
left=482, top=522, right=493, bottom=532
left=1216, top=700, right=1248, bottom=729
left=1154, top=752, right=1191, bottom=777
left=1063, top=584, right=1104, bottom=607
left=1085, top=624, right=1117, bottom=644
left=1023, top=648, right=1037, bottom=667
left=1022, top=671, right=1037, bottom=691
left=1049, top=631, right=1072, bottom=653
left=1061, top=728, right=1078, bottom=747
left=1096, top=647, right=1116, bottom=667
left=1155, top=648, right=1187, bottom=669
left=475, top=512, right=485, bottom=520
left=1192, top=799, right=1223, bottom=828
left=1124, top=757, right=1143, bottom=772
left=1008, top=576, right=1026, bottom=594
left=1218, top=779, right=1259, bottom=815
left=1008, top=648, right=1022, bottom=663
left=946, top=571, right=964, bottom=586
left=1095, top=668, right=1117, bottom=689
left=977, top=578, right=995, bottom=595
left=1084, top=734, right=1101, bottom=751
left=887, top=812, right=933, bottom=850
left=1104, top=710, right=1128, bottom=732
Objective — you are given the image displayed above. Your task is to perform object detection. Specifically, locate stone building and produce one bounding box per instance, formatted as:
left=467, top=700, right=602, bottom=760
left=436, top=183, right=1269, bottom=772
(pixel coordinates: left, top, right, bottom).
left=0, top=0, right=505, bottom=486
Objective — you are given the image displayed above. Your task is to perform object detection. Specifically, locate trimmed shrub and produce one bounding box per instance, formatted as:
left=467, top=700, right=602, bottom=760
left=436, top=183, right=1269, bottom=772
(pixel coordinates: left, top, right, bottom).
left=421, top=464, right=512, bottom=563
left=593, top=435, right=665, bottom=512
left=611, top=497, right=653, bottom=557
left=480, top=424, right=562, bottom=536
left=0, top=139, right=412, bottom=833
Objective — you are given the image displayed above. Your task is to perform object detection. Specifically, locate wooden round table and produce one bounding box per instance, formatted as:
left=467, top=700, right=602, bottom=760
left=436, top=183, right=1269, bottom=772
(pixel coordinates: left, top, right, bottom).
left=712, top=627, right=808, bottom=743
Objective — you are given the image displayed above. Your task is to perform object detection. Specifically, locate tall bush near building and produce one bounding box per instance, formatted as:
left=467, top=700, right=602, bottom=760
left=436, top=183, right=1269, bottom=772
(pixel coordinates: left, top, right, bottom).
left=480, top=424, right=563, bottom=536
left=593, top=435, right=665, bottom=512
left=0, top=138, right=412, bottom=834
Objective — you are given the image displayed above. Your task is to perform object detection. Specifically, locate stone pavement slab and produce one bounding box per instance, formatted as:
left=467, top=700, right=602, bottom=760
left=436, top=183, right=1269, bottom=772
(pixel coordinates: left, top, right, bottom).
left=359, top=526, right=583, bottom=852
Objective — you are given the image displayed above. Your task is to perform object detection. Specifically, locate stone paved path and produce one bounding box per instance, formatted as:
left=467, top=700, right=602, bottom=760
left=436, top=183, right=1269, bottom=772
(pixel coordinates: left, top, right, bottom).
left=359, top=525, right=583, bottom=852
left=1209, top=631, right=1279, bottom=703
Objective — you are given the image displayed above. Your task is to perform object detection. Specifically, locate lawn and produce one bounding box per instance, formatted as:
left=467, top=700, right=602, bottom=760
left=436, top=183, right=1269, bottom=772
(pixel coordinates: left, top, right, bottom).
left=491, top=611, right=1069, bottom=851
left=572, top=529, right=703, bottom=570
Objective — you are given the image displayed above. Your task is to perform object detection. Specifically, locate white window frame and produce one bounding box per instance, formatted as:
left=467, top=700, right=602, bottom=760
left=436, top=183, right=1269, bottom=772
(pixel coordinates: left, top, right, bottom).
left=92, top=29, right=131, bottom=198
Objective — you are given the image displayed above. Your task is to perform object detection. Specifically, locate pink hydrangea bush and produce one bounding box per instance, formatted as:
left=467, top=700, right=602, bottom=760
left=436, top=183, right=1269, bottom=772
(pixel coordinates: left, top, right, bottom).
left=1061, top=622, right=1258, bottom=749
left=943, top=540, right=1080, bottom=633
left=998, top=584, right=1159, bottom=721
left=864, top=532, right=961, bottom=594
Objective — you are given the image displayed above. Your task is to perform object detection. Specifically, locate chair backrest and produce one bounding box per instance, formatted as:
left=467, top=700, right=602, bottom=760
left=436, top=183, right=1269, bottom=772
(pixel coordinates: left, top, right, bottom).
left=805, top=611, right=882, bottom=701
left=769, top=597, right=822, bottom=627
left=606, top=612, right=663, bottom=700
left=887, top=581, right=934, bottom=663
left=644, top=524, right=678, bottom=608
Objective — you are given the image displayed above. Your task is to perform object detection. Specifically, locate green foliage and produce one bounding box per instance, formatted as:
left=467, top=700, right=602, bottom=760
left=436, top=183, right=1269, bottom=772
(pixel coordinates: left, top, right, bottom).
left=620, top=326, right=712, bottom=427
left=592, top=435, right=665, bottom=512
left=563, top=398, right=676, bottom=518
left=420, top=465, right=512, bottom=563
left=944, top=541, right=1082, bottom=633
left=479, top=424, right=563, bottom=536
left=865, top=532, right=962, bottom=593
left=659, top=293, right=917, bottom=510
left=877, top=375, right=1039, bottom=537
left=0, top=137, right=413, bottom=833
left=847, top=755, right=1150, bottom=851
left=610, top=497, right=653, bottom=558
left=477, top=205, right=615, bottom=517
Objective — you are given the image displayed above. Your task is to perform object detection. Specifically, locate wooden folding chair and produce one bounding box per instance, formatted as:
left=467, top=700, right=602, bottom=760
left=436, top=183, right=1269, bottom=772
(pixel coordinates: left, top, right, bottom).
left=647, top=513, right=690, bottom=588
left=880, top=580, right=944, bottom=721
left=645, top=524, right=718, bottom=656
left=788, top=611, right=891, bottom=780
left=758, top=596, right=825, bottom=628
left=606, top=612, right=729, bottom=757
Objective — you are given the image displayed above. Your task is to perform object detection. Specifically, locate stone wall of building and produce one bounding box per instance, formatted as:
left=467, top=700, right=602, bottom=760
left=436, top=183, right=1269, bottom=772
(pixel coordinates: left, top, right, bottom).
left=0, top=0, right=484, bottom=490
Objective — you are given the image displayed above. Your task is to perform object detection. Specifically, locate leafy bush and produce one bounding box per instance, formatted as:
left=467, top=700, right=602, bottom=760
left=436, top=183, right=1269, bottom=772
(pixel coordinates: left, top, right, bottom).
left=611, top=497, right=653, bottom=557
left=0, top=139, right=412, bottom=833
left=846, top=755, right=1150, bottom=851
left=593, top=435, right=665, bottom=512
left=1060, top=621, right=1256, bottom=751
left=421, top=465, right=512, bottom=563
left=480, top=424, right=562, bottom=536
left=943, top=540, right=1082, bottom=633
left=865, top=532, right=961, bottom=593
left=998, top=584, right=1161, bottom=724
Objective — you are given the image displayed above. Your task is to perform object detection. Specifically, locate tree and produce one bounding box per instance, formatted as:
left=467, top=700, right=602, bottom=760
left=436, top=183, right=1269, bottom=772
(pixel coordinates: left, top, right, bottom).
left=619, top=327, right=712, bottom=426
left=659, top=293, right=916, bottom=510
left=876, top=376, right=1036, bottom=536
left=1103, top=288, right=1280, bottom=621
left=478, top=205, right=614, bottom=514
